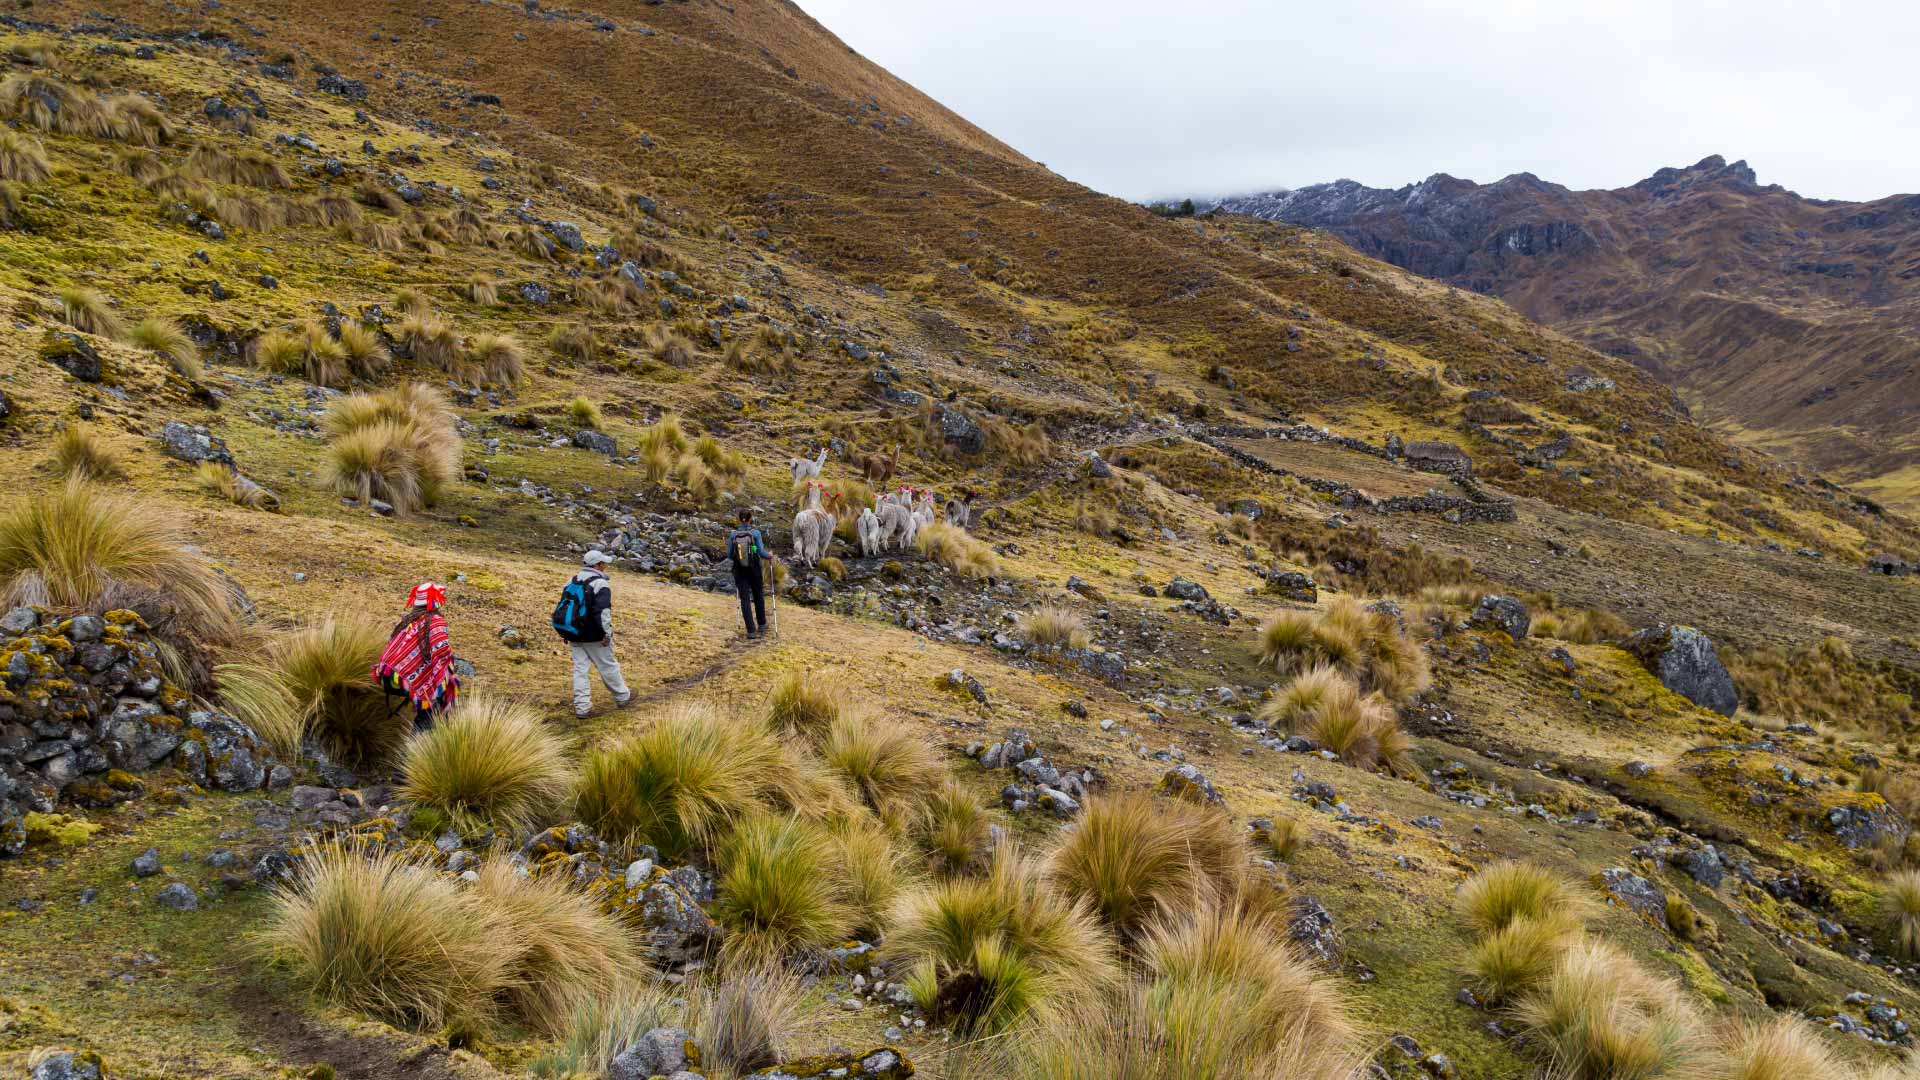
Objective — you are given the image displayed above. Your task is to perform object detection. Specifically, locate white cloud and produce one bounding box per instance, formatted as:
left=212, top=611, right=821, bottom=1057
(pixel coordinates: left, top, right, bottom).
left=799, top=0, right=1920, bottom=202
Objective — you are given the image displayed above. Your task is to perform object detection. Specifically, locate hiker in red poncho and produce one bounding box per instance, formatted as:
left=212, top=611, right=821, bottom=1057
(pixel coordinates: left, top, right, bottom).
left=373, top=582, right=460, bottom=731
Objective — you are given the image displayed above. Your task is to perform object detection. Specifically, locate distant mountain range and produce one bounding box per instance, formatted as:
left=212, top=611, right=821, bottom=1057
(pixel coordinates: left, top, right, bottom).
left=1202, top=156, right=1920, bottom=510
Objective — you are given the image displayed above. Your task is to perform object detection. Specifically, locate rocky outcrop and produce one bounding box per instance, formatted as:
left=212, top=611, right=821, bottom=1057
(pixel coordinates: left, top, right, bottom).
left=1, top=608, right=283, bottom=856
left=1468, top=595, right=1530, bottom=641
left=1623, top=625, right=1737, bottom=716
left=745, top=1048, right=912, bottom=1079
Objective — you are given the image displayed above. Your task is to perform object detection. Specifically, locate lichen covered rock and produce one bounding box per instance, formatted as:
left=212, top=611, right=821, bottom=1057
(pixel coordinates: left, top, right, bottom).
left=1623, top=624, right=1736, bottom=716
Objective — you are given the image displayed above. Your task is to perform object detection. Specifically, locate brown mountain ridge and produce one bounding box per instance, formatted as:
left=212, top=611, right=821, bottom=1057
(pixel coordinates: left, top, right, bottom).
left=1211, top=156, right=1920, bottom=511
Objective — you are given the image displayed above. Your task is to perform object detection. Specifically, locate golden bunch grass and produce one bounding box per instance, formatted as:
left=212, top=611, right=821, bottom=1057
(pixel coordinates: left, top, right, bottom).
left=1258, top=664, right=1350, bottom=730
left=833, top=816, right=919, bottom=937
left=0, top=479, right=236, bottom=644
left=127, top=316, right=201, bottom=379
left=1710, top=1016, right=1850, bottom=1080
left=400, top=695, right=574, bottom=834
left=887, top=844, right=1121, bottom=1033
left=1020, top=605, right=1090, bottom=649
left=336, top=321, right=390, bottom=380
left=917, top=776, right=991, bottom=877
left=322, top=384, right=461, bottom=514
left=1045, top=791, right=1248, bottom=937
left=351, top=220, right=406, bottom=251
left=637, top=413, right=689, bottom=458
left=467, top=331, right=524, bottom=386
left=574, top=701, right=849, bottom=860
left=712, top=814, right=856, bottom=966
left=765, top=668, right=848, bottom=741
left=55, top=285, right=125, bottom=340
left=1456, top=861, right=1592, bottom=936
left=917, top=521, right=1001, bottom=579
left=1264, top=816, right=1304, bottom=862
left=1510, top=938, right=1697, bottom=1080
left=467, top=276, right=500, bottom=306
left=1881, top=869, right=1920, bottom=959
left=1290, top=679, right=1411, bottom=773
left=645, top=323, right=696, bottom=365
left=470, top=859, right=634, bottom=1033
left=395, top=313, right=465, bottom=377
left=819, top=711, right=942, bottom=827
left=567, top=396, right=604, bottom=430
left=1466, top=912, right=1584, bottom=1004
left=50, top=424, right=123, bottom=482
left=308, top=194, right=362, bottom=227
left=1256, top=597, right=1429, bottom=701
left=214, top=661, right=305, bottom=759
left=184, top=143, right=290, bottom=188
left=268, top=613, right=397, bottom=765
left=548, top=319, right=597, bottom=363
left=0, top=130, right=50, bottom=183
left=192, top=462, right=279, bottom=511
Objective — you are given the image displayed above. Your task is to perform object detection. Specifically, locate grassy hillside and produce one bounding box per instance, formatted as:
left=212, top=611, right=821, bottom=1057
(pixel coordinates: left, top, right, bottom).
left=0, top=8, right=1918, bottom=1080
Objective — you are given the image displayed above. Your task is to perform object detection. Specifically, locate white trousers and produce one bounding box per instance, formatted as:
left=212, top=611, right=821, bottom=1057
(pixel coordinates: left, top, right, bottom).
left=570, top=641, right=631, bottom=716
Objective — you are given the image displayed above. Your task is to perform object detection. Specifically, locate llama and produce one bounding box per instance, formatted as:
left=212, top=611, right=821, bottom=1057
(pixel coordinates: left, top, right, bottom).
left=876, top=492, right=916, bottom=551
left=861, top=443, right=900, bottom=486
left=945, top=491, right=972, bottom=531
left=791, top=481, right=836, bottom=567
left=788, top=447, right=828, bottom=485
left=856, top=505, right=882, bottom=558
left=910, top=491, right=937, bottom=534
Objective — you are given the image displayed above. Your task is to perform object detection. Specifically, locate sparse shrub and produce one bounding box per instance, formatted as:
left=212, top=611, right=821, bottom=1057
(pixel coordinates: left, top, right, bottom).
left=55, top=285, right=125, bottom=339
left=0, top=479, right=236, bottom=644
left=765, top=668, right=847, bottom=741
left=567, top=396, right=604, bottom=429
left=887, top=845, right=1119, bottom=1033
left=50, top=424, right=123, bottom=482
left=713, top=813, right=855, bottom=965
left=820, top=712, right=942, bottom=827
left=0, top=130, right=49, bottom=183
left=1046, top=791, right=1248, bottom=937
left=467, top=332, right=524, bottom=386
left=263, top=844, right=512, bottom=1031
left=471, top=858, right=634, bottom=1033
left=322, top=384, right=461, bottom=514
left=1019, top=605, right=1089, bottom=649
left=574, top=702, right=838, bottom=859
left=467, top=276, right=500, bottom=306
left=127, top=316, right=201, bottom=379
left=918, top=776, right=990, bottom=876
left=1457, top=861, right=1591, bottom=935
left=269, top=614, right=396, bottom=764
left=917, top=521, right=1001, bottom=579
left=1881, top=869, right=1920, bottom=959
left=400, top=695, right=573, bottom=833
left=193, top=462, right=279, bottom=511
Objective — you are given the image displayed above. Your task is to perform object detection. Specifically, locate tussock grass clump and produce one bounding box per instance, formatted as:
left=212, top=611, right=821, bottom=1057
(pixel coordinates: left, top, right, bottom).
left=575, top=702, right=842, bottom=860
left=567, top=396, right=604, bottom=429
left=645, top=323, right=697, bottom=365
left=637, top=413, right=689, bottom=457
left=128, top=316, right=201, bottom=379
left=887, top=845, right=1120, bottom=1033
left=322, top=384, right=462, bottom=515
left=1467, top=913, right=1584, bottom=1004
left=1881, top=869, right=1920, bottom=959
left=395, top=313, right=465, bottom=377
left=548, top=319, right=597, bottom=364
left=1256, top=597, right=1429, bottom=701
left=263, top=844, right=512, bottom=1030
left=185, top=143, right=289, bottom=188
left=1711, top=1017, right=1849, bottom=1080
left=0, top=480, right=236, bottom=643
left=765, top=668, right=848, bottom=741
left=102, top=93, right=171, bottom=146
left=471, top=859, right=634, bottom=1033
left=722, top=336, right=795, bottom=377
left=1293, top=679, right=1411, bottom=773
left=917, top=522, right=1000, bottom=579
left=1020, top=605, right=1089, bottom=649
left=393, top=287, right=433, bottom=316
left=539, top=967, right=823, bottom=1079
left=355, top=177, right=405, bottom=213
left=820, top=712, right=942, bottom=827
left=350, top=219, right=406, bottom=252
left=1456, top=861, right=1591, bottom=935
left=1046, top=791, right=1248, bottom=937
left=0, top=130, right=50, bottom=183
left=1531, top=607, right=1630, bottom=645
left=534, top=982, right=674, bottom=1079
left=309, top=194, right=362, bottom=227
left=1263, top=816, right=1305, bottom=862
left=400, top=695, right=573, bottom=833
left=1258, top=664, right=1349, bottom=730
left=987, top=419, right=1052, bottom=467
left=917, top=777, right=990, bottom=876
left=336, top=321, right=389, bottom=379
left=1510, top=938, right=1696, bottom=1080
left=251, top=328, right=310, bottom=378
left=269, top=614, right=396, bottom=764
left=193, top=462, right=279, bottom=511
left=466, top=332, right=524, bottom=386
left=674, top=456, right=723, bottom=505
left=215, top=661, right=304, bottom=759
left=55, top=285, right=125, bottom=340
left=50, top=424, right=124, bottom=482
left=714, top=814, right=856, bottom=965
left=467, top=276, right=500, bottom=306
left=834, top=817, right=918, bottom=936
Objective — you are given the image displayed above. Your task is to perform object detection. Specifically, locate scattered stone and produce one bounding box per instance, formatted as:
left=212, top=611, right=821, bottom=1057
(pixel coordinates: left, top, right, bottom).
left=158, top=421, right=234, bottom=465
left=1597, top=867, right=1666, bottom=924
left=1159, top=763, right=1225, bottom=806
left=1468, top=595, right=1530, bottom=641
left=608, top=1027, right=696, bottom=1080
left=131, top=848, right=161, bottom=877
left=1288, top=893, right=1341, bottom=966
left=153, top=882, right=198, bottom=911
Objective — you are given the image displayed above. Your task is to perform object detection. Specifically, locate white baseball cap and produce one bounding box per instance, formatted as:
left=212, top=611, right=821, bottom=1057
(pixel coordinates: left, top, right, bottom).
left=582, top=550, right=613, bottom=566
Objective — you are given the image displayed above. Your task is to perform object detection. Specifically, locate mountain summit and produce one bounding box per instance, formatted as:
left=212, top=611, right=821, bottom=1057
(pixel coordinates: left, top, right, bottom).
left=1211, top=158, right=1920, bottom=508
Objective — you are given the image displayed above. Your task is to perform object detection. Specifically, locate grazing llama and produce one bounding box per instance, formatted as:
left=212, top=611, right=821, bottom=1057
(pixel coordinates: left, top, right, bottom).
left=945, top=490, right=973, bottom=531
left=856, top=504, right=882, bottom=557
left=788, top=447, right=828, bottom=485
left=791, top=481, right=836, bottom=567
left=911, top=491, right=938, bottom=534
left=861, top=443, right=900, bottom=486
left=876, top=489, right=917, bottom=551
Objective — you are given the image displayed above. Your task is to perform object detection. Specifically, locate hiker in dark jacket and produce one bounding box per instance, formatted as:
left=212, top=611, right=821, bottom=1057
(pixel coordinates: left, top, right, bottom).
left=727, top=508, right=770, bottom=637
left=554, top=550, right=633, bottom=718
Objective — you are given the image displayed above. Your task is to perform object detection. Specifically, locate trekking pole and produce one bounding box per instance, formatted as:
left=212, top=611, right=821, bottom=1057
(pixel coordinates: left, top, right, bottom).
left=766, top=557, right=779, bottom=638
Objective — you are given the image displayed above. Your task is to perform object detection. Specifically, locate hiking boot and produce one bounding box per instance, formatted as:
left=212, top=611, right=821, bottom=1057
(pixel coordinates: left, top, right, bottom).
left=613, top=694, right=635, bottom=710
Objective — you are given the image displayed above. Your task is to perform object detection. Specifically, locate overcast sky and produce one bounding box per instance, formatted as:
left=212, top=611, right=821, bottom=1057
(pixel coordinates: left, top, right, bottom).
left=800, top=0, right=1920, bottom=203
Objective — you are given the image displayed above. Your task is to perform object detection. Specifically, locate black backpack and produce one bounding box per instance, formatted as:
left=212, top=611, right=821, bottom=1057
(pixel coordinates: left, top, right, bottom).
left=551, top=574, right=600, bottom=643
left=728, top=528, right=762, bottom=571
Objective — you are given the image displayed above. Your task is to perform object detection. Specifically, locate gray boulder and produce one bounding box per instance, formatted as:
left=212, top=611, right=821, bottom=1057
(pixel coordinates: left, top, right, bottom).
left=1623, top=625, right=1736, bottom=716
left=546, top=220, right=586, bottom=252
left=1598, top=868, right=1666, bottom=924
left=1468, top=595, right=1530, bottom=641
left=608, top=1026, right=696, bottom=1080
left=159, top=421, right=234, bottom=465
left=932, top=403, right=985, bottom=453
left=1287, top=893, right=1341, bottom=966
left=572, top=429, right=618, bottom=456
left=1159, top=763, right=1225, bottom=807
left=153, top=882, right=198, bottom=911
left=31, top=1052, right=105, bottom=1080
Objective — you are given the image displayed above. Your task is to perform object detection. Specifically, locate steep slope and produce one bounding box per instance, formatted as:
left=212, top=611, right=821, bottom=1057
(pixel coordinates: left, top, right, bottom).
left=1212, top=157, right=1920, bottom=510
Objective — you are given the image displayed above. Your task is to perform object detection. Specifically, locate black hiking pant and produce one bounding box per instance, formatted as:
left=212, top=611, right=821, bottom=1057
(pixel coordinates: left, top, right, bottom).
left=734, top=565, right=766, bottom=633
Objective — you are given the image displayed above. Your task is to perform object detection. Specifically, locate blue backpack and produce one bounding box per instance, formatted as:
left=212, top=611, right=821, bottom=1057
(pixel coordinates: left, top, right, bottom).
left=551, top=576, right=598, bottom=643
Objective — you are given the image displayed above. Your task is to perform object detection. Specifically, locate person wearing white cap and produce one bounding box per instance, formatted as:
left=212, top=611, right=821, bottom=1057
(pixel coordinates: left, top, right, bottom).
left=550, top=550, right=633, bottom=717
